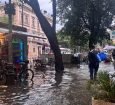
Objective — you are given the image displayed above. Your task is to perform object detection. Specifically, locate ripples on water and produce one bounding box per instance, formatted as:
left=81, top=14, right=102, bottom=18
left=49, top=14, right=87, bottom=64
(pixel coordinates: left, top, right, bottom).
left=0, top=68, right=73, bottom=105
left=0, top=63, right=112, bottom=105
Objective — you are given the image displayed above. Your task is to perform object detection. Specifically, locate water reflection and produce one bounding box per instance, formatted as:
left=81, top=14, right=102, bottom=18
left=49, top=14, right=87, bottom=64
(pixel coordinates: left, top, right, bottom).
left=0, top=80, right=34, bottom=105
left=0, top=66, right=71, bottom=105
left=64, top=73, right=92, bottom=105
left=51, top=71, right=63, bottom=87
left=0, top=64, right=96, bottom=105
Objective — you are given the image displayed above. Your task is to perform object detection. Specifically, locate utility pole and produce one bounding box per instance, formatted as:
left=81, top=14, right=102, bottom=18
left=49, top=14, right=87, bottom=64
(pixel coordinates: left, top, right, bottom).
left=4, top=0, right=15, bottom=63
left=8, top=0, right=13, bottom=63
left=9, top=0, right=12, bottom=33
left=20, top=0, right=24, bottom=27
left=22, top=1, right=24, bottom=27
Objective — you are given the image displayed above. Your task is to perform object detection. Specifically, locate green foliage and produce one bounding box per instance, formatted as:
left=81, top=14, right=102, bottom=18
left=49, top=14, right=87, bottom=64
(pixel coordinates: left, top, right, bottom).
left=57, top=0, right=115, bottom=48
left=89, top=71, right=115, bottom=103
left=98, top=71, right=111, bottom=92
left=57, top=32, right=71, bottom=48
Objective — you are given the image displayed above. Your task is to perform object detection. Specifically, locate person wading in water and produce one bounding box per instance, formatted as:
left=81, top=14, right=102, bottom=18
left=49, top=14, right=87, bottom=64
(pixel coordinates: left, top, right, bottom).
left=88, top=45, right=100, bottom=80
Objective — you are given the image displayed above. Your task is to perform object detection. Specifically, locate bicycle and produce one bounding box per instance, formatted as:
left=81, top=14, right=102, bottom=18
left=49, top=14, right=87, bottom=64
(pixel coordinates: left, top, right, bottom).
left=18, top=60, right=34, bottom=82
left=34, top=59, right=46, bottom=70
left=47, top=58, right=55, bottom=67
left=0, top=60, right=6, bottom=85
left=0, top=69, right=7, bottom=85
left=0, top=60, right=15, bottom=85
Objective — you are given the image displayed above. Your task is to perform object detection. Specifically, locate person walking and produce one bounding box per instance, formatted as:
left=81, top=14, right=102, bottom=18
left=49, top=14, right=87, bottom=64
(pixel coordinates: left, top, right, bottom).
left=112, top=49, right=115, bottom=70
left=88, top=45, right=100, bottom=80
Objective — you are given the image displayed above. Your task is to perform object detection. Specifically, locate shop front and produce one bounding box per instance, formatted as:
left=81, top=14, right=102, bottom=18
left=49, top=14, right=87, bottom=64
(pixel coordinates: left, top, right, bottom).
left=12, top=33, right=27, bottom=63
left=0, top=28, right=28, bottom=63
left=0, top=33, right=8, bottom=61
left=0, top=23, right=49, bottom=63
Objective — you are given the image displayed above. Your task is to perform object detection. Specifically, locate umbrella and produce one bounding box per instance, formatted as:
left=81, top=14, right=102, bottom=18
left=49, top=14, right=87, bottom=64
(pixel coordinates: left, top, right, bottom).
left=103, top=45, right=115, bottom=50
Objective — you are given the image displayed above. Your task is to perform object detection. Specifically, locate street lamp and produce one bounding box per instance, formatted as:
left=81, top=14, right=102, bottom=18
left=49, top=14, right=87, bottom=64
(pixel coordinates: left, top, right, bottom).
left=4, top=0, right=15, bottom=62
left=20, top=0, right=24, bottom=27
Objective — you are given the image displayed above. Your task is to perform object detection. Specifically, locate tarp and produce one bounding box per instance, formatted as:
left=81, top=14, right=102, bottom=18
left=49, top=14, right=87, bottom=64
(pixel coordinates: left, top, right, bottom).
left=97, top=52, right=107, bottom=61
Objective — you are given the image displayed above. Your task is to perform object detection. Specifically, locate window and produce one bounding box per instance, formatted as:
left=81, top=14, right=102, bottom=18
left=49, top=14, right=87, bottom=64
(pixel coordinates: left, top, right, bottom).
left=23, top=13, right=29, bottom=26
left=33, top=47, right=35, bottom=52
left=32, top=16, right=35, bottom=28
left=37, top=21, right=39, bottom=27
left=32, top=30, right=37, bottom=34
left=19, top=11, right=22, bottom=25
left=37, top=21, right=40, bottom=31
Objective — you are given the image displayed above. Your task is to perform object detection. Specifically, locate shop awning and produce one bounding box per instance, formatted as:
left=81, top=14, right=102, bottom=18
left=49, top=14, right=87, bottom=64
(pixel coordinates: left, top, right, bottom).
left=0, top=28, right=46, bottom=39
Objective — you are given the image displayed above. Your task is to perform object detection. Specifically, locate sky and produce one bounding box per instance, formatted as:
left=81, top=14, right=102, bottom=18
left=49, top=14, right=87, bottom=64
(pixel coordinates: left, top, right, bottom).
left=39, top=0, right=63, bottom=30
left=38, top=0, right=52, bottom=14
left=1, top=0, right=52, bottom=13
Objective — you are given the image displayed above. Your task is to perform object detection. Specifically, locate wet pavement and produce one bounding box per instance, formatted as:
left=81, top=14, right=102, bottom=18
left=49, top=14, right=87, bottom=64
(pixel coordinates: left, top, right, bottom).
left=0, top=63, right=114, bottom=105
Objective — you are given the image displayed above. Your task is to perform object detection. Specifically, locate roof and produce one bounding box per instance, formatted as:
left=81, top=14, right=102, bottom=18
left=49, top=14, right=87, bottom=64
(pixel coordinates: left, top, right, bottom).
left=0, top=28, right=46, bottom=39
left=0, top=22, right=27, bottom=32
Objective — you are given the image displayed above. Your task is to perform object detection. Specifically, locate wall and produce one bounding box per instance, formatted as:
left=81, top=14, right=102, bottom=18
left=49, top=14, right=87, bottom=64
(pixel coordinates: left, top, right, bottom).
left=0, top=1, right=52, bottom=62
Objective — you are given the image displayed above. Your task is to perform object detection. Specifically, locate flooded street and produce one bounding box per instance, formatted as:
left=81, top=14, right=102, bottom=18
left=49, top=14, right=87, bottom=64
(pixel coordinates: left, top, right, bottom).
left=0, top=63, right=114, bottom=105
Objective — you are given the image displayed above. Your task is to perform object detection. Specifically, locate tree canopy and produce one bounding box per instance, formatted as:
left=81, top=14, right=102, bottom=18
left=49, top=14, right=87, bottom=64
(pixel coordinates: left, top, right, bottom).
left=57, top=0, right=115, bottom=48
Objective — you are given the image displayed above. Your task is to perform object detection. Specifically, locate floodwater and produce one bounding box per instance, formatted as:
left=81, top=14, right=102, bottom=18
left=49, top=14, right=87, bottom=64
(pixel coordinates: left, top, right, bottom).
left=0, top=63, right=113, bottom=105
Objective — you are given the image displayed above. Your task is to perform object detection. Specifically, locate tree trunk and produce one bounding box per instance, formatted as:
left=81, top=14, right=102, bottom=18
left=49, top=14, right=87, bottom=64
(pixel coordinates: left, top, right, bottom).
left=52, top=0, right=56, bottom=32
left=89, top=37, right=94, bottom=49
left=24, top=0, right=64, bottom=72
left=89, top=28, right=99, bottom=49
left=89, top=32, right=97, bottom=48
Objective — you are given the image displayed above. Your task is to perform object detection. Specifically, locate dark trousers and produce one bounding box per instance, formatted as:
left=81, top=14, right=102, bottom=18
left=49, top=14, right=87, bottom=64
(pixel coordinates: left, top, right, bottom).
left=89, top=63, right=99, bottom=80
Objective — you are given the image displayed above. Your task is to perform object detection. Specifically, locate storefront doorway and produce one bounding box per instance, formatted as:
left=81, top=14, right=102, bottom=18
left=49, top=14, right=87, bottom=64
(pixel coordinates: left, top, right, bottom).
left=12, top=33, right=27, bottom=63
left=12, top=38, right=24, bottom=63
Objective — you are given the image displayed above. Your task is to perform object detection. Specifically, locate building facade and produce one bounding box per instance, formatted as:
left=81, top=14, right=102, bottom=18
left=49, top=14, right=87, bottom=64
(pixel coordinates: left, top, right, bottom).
left=0, top=1, right=52, bottom=62
left=0, top=22, right=28, bottom=62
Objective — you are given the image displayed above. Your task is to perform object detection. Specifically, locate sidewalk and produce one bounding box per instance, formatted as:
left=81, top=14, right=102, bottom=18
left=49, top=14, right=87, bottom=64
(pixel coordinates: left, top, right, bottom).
left=0, top=63, right=113, bottom=105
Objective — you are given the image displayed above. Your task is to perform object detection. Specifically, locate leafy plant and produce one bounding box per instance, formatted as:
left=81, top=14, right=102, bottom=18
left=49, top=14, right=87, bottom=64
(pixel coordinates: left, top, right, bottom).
left=57, top=0, right=115, bottom=48
left=89, top=71, right=115, bottom=103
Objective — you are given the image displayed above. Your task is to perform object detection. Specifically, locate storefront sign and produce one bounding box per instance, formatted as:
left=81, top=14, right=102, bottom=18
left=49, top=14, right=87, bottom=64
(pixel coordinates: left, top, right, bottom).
left=110, top=30, right=115, bottom=39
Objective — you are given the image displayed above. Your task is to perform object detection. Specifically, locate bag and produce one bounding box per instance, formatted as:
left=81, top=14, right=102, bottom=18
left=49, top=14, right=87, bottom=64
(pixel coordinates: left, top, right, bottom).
left=97, top=52, right=107, bottom=61
left=97, top=54, right=101, bottom=62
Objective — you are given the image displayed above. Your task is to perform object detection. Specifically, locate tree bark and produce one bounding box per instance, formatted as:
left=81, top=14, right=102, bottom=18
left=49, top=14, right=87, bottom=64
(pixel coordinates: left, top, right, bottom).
left=24, top=0, right=64, bottom=72
left=52, top=0, right=56, bottom=32
left=89, top=35, right=94, bottom=49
